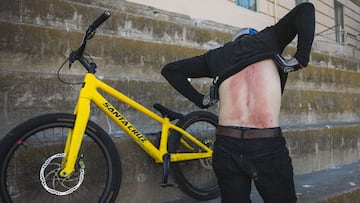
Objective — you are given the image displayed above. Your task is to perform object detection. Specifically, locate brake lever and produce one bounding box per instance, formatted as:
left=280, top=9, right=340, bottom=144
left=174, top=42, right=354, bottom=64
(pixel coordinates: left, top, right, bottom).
left=68, top=50, right=80, bottom=70
left=85, top=28, right=96, bottom=40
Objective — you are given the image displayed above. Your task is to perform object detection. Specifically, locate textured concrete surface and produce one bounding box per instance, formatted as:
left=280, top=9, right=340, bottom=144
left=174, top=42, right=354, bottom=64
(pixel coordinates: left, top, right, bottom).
left=1, top=0, right=360, bottom=202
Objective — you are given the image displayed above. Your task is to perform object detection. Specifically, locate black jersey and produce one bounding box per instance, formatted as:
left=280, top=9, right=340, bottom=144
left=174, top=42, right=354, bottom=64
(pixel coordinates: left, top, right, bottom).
left=204, top=27, right=288, bottom=92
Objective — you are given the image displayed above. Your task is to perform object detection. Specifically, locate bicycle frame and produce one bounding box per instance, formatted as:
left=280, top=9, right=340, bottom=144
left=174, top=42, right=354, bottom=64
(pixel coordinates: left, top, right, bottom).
left=59, top=73, right=213, bottom=176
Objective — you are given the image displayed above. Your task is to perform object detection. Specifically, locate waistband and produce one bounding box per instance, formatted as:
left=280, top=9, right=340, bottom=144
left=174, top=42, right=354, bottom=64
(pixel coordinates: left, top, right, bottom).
left=216, top=125, right=282, bottom=139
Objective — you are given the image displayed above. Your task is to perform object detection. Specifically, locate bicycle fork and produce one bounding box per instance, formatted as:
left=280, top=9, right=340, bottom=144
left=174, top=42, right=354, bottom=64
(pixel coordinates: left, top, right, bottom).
left=60, top=97, right=91, bottom=177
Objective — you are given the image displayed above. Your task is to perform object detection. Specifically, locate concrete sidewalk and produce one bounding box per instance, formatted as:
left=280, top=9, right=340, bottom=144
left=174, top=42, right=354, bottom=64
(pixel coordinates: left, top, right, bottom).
left=167, top=161, right=360, bottom=203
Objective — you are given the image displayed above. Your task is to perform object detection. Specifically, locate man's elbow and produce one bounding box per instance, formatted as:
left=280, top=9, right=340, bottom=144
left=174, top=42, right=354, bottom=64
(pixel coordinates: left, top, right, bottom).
left=161, top=63, right=179, bottom=78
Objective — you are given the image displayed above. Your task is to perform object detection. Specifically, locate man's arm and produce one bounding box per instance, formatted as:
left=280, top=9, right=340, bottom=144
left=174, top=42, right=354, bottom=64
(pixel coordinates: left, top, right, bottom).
left=161, top=65, right=205, bottom=108
left=161, top=55, right=212, bottom=108
left=273, top=3, right=315, bottom=67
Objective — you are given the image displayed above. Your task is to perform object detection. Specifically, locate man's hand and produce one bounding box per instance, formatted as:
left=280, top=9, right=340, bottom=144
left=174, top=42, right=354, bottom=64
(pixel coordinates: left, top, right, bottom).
left=202, top=92, right=218, bottom=108
left=274, top=54, right=303, bottom=73
left=201, top=85, right=219, bottom=108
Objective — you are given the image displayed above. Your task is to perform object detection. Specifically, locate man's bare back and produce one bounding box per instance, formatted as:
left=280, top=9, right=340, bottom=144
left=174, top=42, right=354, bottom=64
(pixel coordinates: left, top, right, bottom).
left=218, top=59, right=281, bottom=128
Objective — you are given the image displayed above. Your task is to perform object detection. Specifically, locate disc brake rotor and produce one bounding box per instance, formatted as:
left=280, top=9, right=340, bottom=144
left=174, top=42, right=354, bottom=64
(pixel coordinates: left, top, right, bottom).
left=39, top=153, right=85, bottom=195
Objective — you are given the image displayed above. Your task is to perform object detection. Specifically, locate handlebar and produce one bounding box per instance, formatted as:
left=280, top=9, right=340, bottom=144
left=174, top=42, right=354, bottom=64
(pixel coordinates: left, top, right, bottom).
left=68, top=10, right=111, bottom=73
left=90, top=10, right=111, bottom=30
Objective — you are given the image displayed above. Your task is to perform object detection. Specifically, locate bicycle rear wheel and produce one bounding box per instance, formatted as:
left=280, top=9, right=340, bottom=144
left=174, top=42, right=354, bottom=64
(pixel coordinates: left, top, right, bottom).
left=0, top=113, right=121, bottom=203
left=168, top=111, right=219, bottom=200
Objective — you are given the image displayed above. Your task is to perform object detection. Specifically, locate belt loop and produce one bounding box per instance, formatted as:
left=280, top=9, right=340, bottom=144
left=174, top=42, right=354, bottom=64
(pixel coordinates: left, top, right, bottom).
left=241, top=127, right=249, bottom=139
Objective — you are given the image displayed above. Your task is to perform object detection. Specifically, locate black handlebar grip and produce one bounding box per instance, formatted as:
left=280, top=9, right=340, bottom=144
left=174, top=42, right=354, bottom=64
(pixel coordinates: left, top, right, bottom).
left=90, top=10, right=111, bottom=29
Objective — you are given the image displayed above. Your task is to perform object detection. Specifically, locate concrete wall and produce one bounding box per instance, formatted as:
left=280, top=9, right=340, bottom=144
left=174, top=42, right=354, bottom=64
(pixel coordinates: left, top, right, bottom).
left=1, top=0, right=360, bottom=202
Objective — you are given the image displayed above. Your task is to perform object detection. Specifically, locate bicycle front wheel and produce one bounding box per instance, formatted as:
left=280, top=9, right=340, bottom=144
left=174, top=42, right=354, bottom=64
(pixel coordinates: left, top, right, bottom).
left=168, top=111, right=220, bottom=200
left=0, top=113, right=121, bottom=203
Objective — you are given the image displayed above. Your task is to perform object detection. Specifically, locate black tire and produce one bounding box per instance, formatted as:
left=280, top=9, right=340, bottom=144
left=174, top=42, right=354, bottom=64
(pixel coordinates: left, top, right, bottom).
left=0, top=113, right=121, bottom=203
left=169, top=111, right=220, bottom=200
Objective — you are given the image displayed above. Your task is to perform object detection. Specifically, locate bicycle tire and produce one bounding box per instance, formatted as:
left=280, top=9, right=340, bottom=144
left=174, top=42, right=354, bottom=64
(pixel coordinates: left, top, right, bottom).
left=168, top=111, right=220, bottom=200
left=0, top=113, right=121, bottom=203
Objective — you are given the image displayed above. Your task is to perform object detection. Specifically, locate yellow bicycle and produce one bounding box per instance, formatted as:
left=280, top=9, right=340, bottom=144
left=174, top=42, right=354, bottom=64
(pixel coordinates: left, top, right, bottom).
left=0, top=11, right=219, bottom=202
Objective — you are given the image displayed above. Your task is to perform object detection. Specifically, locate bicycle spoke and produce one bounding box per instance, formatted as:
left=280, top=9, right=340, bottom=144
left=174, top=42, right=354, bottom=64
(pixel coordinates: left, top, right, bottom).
left=0, top=114, right=121, bottom=203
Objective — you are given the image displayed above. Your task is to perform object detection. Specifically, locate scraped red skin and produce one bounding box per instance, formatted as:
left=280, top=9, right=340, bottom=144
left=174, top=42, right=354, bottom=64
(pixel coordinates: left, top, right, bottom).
left=227, top=65, right=276, bottom=128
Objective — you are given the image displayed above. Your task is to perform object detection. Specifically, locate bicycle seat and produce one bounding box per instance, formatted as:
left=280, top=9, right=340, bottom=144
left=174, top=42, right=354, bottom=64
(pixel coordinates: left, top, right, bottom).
left=153, top=103, right=183, bottom=121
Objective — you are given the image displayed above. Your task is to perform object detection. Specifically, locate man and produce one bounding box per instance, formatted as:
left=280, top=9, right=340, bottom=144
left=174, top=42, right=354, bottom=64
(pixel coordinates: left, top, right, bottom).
left=162, top=3, right=315, bottom=203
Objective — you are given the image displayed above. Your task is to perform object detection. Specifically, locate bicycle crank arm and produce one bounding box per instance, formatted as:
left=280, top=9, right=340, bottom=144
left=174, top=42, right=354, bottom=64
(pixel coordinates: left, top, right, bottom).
left=161, top=153, right=171, bottom=187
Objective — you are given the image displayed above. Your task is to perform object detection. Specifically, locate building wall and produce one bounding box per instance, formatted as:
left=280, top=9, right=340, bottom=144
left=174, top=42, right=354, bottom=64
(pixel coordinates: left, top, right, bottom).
left=126, top=0, right=360, bottom=59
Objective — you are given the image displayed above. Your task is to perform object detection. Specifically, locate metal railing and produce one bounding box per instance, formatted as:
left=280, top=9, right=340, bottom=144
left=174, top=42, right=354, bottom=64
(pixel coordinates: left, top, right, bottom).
left=313, top=25, right=360, bottom=60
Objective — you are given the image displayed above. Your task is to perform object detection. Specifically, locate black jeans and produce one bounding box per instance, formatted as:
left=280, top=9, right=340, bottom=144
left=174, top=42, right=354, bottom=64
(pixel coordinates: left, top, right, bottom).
left=212, top=133, right=296, bottom=203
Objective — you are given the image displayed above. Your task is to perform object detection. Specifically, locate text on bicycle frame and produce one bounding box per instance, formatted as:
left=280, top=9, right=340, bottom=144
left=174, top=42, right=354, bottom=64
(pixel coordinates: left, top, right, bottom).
left=103, top=102, right=147, bottom=143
